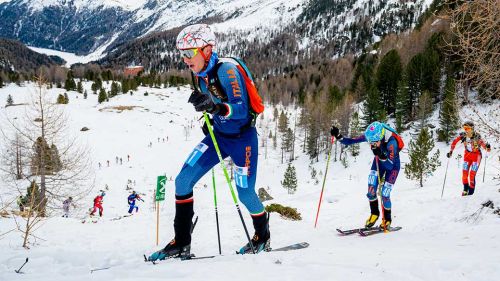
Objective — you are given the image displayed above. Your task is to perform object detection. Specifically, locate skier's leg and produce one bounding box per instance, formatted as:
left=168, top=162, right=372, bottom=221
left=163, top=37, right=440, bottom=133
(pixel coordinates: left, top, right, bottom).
left=462, top=156, right=472, bottom=195
left=468, top=153, right=482, bottom=195
left=365, top=160, right=380, bottom=227
left=98, top=205, right=103, bottom=217
left=172, top=136, right=227, bottom=248
left=381, top=168, right=400, bottom=228
left=128, top=204, right=134, bottom=214
left=227, top=128, right=269, bottom=253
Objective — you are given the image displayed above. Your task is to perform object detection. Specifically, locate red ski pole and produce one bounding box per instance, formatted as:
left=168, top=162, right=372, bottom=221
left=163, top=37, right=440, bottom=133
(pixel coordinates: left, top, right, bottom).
left=314, top=137, right=335, bottom=228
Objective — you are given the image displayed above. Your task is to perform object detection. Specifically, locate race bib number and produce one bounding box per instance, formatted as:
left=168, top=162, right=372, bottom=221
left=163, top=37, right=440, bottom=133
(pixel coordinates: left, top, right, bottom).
left=368, top=170, right=378, bottom=186
left=186, top=143, right=209, bottom=167
left=235, top=166, right=249, bottom=189
left=382, top=182, right=393, bottom=197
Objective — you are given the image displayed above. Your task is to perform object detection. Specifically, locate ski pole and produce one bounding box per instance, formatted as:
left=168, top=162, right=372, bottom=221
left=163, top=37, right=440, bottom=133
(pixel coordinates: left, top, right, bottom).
left=15, top=257, right=28, bottom=273
left=314, top=136, right=335, bottom=228
left=482, top=153, right=487, bottom=183
left=203, top=112, right=255, bottom=254
left=441, top=157, right=450, bottom=199
left=212, top=168, right=222, bottom=255
left=375, top=156, right=384, bottom=221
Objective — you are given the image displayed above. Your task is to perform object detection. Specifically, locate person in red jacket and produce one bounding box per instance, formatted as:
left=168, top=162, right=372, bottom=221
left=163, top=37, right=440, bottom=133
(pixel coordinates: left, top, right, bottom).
left=447, top=121, right=491, bottom=196
left=90, top=192, right=105, bottom=217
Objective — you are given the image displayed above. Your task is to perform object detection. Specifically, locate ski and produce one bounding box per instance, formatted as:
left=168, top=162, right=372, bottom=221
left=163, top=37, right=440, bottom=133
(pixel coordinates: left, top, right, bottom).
left=336, top=227, right=373, bottom=235
left=271, top=242, right=309, bottom=252
left=145, top=242, right=309, bottom=264
left=358, top=226, right=402, bottom=236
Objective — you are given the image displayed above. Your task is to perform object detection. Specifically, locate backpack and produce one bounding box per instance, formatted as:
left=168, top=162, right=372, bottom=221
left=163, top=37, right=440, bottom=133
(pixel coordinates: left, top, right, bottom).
left=204, top=57, right=264, bottom=117
left=382, top=124, right=405, bottom=152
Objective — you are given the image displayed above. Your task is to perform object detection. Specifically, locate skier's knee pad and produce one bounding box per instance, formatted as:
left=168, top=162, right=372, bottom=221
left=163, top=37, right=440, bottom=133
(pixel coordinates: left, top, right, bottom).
left=381, top=196, right=391, bottom=209
left=366, top=185, right=377, bottom=201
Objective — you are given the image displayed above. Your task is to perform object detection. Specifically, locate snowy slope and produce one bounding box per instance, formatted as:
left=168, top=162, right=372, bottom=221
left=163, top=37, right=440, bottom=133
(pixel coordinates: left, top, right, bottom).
left=0, top=83, right=499, bottom=281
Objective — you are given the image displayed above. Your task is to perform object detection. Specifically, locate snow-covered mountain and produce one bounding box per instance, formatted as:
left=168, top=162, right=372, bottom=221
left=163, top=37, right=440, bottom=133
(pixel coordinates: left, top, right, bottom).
left=0, top=0, right=434, bottom=58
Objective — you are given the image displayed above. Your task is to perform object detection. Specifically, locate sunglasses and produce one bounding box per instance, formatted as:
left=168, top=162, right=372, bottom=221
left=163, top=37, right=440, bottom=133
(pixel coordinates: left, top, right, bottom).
left=179, top=48, right=200, bottom=59
left=463, top=125, right=473, bottom=131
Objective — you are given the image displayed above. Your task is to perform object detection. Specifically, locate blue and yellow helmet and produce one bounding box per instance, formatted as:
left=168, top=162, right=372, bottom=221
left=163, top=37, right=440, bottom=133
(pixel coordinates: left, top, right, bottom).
left=365, top=121, right=386, bottom=143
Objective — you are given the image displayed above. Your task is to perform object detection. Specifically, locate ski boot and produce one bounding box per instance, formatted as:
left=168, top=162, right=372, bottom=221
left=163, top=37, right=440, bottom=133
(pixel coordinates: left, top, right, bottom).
left=148, top=193, right=194, bottom=262
left=380, top=208, right=392, bottom=230
left=148, top=239, right=191, bottom=262
left=239, top=213, right=271, bottom=254
left=365, top=200, right=380, bottom=228
left=462, top=184, right=470, bottom=196
left=365, top=214, right=379, bottom=228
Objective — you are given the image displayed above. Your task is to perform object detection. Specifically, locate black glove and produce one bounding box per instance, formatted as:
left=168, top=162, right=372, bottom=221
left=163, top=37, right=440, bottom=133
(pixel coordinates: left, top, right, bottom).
left=188, top=91, right=216, bottom=113
left=486, top=143, right=491, bottom=150
left=446, top=151, right=452, bottom=158
left=330, top=126, right=343, bottom=139
left=188, top=91, right=228, bottom=115
left=202, top=118, right=214, bottom=136
left=371, top=145, right=386, bottom=160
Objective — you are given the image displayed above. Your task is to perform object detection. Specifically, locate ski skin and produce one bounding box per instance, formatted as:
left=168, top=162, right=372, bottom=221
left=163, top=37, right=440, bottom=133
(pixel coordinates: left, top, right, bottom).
left=336, top=227, right=372, bottom=235
left=144, top=242, right=309, bottom=264
left=358, top=226, right=402, bottom=236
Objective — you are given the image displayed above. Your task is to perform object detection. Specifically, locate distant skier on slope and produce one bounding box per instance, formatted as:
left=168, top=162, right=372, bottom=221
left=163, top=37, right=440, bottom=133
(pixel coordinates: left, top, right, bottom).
left=62, top=197, right=75, bottom=218
left=127, top=191, right=143, bottom=214
left=90, top=192, right=105, bottom=217
left=148, top=24, right=269, bottom=262
left=330, top=121, right=404, bottom=230
left=447, top=121, right=491, bottom=196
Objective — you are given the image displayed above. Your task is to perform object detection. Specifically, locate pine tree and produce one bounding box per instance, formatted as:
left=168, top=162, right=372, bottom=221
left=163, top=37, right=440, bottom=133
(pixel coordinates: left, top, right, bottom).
left=64, top=93, right=69, bottom=104
left=417, top=91, right=432, bottom=130
left=349, top=111, right=361, bottom=157
left=121, top=79, right=129, bottom=94
left=406, top=53, right=425, bottom=121
left=6, top=94, right=13, bottom=106
left=362, top=85, right=382, bottom=126
left=77, top=80, right=83, bottom=93
left=278, top=110, right=288, bottom=135
left=0, top=75, right=4, bottom=88
left=110, top=82, right=119, bottom=98
left=395, top=73, right=409, bottom=131
left=98, top=88, right=107, bottom=103
left=281, top=163, right=298, bottom=194
left=438, top=76, right=459, bottom=143
left=376, top=49, right=402, bottom=115
left=64, top=71, right=76, bottom=91
left=405, top=128, right=441, bottom=187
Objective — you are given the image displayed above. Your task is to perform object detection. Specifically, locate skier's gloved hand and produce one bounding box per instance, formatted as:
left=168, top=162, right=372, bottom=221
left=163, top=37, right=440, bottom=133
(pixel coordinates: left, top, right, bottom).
left=486, top=143, right=491, bottom=152
left=371, top=146, right=386, bottom=160
left=330, top=125, right=343, bottom=139
left=202, top=118, right=214, bottom=136
left=446, top=151, right=452, bottom=158
left=188, top=90, right=215, bottom=112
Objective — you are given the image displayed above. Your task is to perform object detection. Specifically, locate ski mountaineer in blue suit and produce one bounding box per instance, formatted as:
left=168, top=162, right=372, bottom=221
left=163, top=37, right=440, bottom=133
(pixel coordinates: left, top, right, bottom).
left=330, top=121, right=404, bottom=230
left=148, top=24, right=269, bottom=262
left=127, top=191, right=143, bottom=214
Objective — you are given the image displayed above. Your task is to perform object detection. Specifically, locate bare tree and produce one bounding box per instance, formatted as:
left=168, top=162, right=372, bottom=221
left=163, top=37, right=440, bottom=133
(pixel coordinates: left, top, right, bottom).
left=447, top=0, right=500, bottom=99
left=0, top=73, right=94, bottom=247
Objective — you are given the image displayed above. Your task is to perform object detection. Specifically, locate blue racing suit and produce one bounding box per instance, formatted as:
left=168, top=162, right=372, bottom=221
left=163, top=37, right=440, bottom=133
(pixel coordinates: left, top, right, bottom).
left=339, top=135, right=401, bottom=210
left=128, top=194, right=141, bottom=213
left=175, top=52, right=264, bottom=216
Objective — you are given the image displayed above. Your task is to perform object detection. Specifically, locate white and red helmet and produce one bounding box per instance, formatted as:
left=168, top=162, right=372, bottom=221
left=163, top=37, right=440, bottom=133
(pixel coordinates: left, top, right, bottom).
left=176, top=24, right=216, bottom=50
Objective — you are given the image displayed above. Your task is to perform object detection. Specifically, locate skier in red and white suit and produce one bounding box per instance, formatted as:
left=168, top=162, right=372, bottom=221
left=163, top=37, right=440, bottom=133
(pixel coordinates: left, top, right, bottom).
left=447, top=121, right=491, bottom=196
